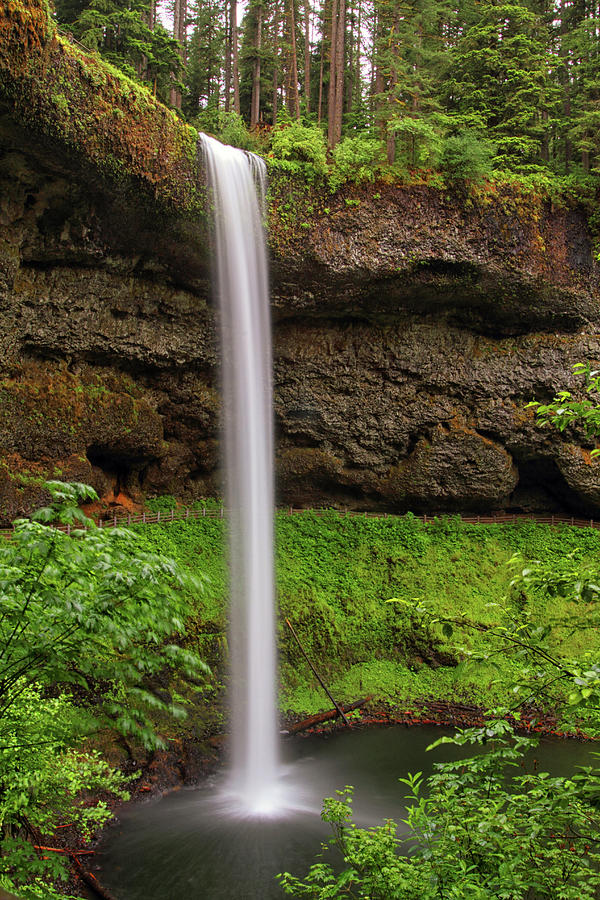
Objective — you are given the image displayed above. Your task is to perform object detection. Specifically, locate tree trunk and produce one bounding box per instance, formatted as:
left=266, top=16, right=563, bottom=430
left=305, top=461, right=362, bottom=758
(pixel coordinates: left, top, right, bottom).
left=386, top=55, right=398, bottom=163
left=231, top=0, right=240, bottom=114
left=332, top=0, right=345, bottom=146
left=355, top=0, right=361, bottom=112
left=327, top=0, right=339, bottom=146
left=287, top=0, right=301, bottom=118
left=170, top=0, right=181, bottom=106
left=317, top=36, right=324, bottom=122
left=541, top=107, right=549, bottom=161
left=559, top=0, right=572, bottom=173
left=147, top=0, right=156, bottom=29
left=272, top=0, right=281, bottom=123
left=582, top=148, right=590, bottom=173
left=372, top=9, right=384, bottom=127
left=170, top=0, right=186, bottom=109
left=251, top=3, right=263, bottom=127
left=224, top=0, right=231, bottom=112
left=304, top=0, right=311, bottom=114
left=346, top=0, right=354, bottom=115
left=386, top=129, right=396, bottom=164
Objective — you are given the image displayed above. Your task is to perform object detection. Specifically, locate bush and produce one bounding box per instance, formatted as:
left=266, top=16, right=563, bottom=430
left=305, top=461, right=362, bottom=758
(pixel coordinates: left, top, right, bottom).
left=390, top=116, right=442, bottom=169
left=441, top=130, right=496, bottom=183
left=328, top=135, right=383, bottom=192
left=216, top=110, right=260, bottom=151
left=0, top=482, right=209, bottom=895
left=145, top=494, right=178, bottom=512
left=193, top=108, right=259, bottom=152
left=279, top=719, right=600, bottom=899
left=269, top=119, right=328, bottom=180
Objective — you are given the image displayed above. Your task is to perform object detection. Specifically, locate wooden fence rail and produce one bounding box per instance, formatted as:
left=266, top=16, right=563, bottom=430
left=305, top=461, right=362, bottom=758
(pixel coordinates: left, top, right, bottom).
left=1, top=506, right=599, bottom=537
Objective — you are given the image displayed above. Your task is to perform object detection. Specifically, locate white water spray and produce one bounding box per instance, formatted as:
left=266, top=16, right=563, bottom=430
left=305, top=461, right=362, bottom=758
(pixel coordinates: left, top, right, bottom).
left=200, top=134, right=280, bottom=815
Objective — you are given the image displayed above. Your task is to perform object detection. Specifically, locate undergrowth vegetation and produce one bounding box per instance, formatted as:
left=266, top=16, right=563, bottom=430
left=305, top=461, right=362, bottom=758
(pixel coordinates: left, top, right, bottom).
left=130, top=511, right=600, bottom=732
left=0, top=483, right=209, bottom=898
left=279, top=719, right=600, bottom=899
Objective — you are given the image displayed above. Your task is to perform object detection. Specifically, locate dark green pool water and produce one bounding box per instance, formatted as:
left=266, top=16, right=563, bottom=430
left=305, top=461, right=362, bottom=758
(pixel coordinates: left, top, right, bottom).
left=97, top=725, right=596, bottom=900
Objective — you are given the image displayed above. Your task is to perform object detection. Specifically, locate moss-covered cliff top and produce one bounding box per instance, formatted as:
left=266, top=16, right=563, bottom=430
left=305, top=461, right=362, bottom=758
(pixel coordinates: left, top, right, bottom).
left=0, top=0, right=202, bottom=212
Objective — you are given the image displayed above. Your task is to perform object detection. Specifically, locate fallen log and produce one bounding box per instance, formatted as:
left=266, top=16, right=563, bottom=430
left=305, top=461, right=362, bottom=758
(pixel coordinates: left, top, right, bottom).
left=34, top=845, right=94, bottom=855
left=70, top=854, right=118, bottom=900
left=285, top=618, right=350, bottom=726
left=285, top=697, right=372, bottom=736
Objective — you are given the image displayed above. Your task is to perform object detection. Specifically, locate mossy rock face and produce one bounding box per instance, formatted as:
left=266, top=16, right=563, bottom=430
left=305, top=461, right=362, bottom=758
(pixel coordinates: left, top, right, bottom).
left=0, top=144, right=221, bottom=521
left=0, top=363, right=221, bottom=524
left=0, top=361, right=162, bottom=451
left=0, top=0, right=211, bottom=299
left=381, top=424, right=518, bottom=510
left=0, top=0, right=203, bottom=213
left=274, top=320, right=600, bottom=515
left=269, top=179, right=600, bottom=336
left=0, top=360, right=163, bottom=520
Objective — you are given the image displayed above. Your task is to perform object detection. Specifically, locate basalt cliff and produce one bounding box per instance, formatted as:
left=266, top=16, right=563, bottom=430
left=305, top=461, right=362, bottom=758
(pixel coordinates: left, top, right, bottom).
left=1, top=0, right=600, bottom=522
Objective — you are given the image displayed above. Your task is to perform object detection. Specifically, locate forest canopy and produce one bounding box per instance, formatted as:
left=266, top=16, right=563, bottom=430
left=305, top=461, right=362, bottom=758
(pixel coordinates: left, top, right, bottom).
left=50, top=0, right=600, bottom=182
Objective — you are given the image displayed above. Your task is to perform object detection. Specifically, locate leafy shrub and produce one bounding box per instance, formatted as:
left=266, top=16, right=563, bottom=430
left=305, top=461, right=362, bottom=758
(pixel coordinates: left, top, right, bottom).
left=216, top=110, right=260, bottom=151
left=0, top=482, right=209, bottom=895
left=279, top=719, right=600, bottom=899
left=389, top=116, right=442, bottom=169
left=0, top=686, right=133, bottom=894
left=269, top=119, right=328, bottom=180
left=190, top=496, right=224, bottom=511
left=194, top=108, right=259, bottom=151
left=328, top=135, right=382, bottom=192
left=441, top=130, right=495, bottom=183
left=493, top=134, right=544, bottom=172
left=145, top=494, right=178, bottom=512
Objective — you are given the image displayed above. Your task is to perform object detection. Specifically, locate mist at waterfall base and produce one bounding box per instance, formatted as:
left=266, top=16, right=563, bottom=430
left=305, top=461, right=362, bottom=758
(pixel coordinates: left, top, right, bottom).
left=200, top=134, right=281, bottom=816
left=97, top=725, right=594, bottom=900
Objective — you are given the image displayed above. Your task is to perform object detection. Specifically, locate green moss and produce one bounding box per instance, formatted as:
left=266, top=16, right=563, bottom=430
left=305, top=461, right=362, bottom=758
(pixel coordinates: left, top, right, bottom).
left=0, top=0, right=204, bottom=214
left=123, top=511, right=600, bottom=730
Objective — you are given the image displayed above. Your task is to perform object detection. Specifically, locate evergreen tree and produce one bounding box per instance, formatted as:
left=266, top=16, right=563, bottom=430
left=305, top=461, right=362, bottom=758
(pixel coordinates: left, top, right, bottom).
left=55, top=0, right=182, bottom=104
left=184, top=0, right=226, bottom=119
left=239, top=0, right=279, bottom=124
left=371, top=0, right=449, bottom=164
left=444, top=0, right=554, bottom=171
left=560, top=9, right=600, bottom=173
left=56, top=0, right=600, bottom=180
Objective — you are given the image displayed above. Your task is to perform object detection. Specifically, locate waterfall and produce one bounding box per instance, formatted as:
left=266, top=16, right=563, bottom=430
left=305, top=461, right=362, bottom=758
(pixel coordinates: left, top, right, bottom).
left=200, top=134, right=279, bottom=815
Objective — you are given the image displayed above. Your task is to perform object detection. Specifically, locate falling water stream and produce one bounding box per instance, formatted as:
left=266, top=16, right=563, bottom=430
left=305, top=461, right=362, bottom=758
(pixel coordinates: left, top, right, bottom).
left=199, top=134, right=279, bottom=815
